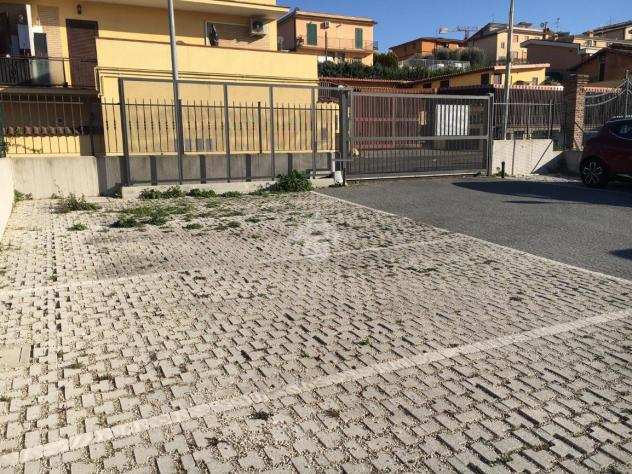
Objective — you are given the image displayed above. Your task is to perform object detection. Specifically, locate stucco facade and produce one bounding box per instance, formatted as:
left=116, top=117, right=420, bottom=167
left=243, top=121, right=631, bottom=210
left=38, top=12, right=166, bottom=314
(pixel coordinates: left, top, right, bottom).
left=412, top=64, right=549, bottom=90
left=389, top=37, right=464, bottom=62
left=467, top=23, right=544, bottom=63
left=277, top=10, right=376, bottom=66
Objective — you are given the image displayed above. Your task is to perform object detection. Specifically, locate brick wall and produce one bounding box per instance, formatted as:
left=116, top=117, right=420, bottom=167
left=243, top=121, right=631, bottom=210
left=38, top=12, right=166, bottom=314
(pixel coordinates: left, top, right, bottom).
left=562, top=74, right=589, bottom=150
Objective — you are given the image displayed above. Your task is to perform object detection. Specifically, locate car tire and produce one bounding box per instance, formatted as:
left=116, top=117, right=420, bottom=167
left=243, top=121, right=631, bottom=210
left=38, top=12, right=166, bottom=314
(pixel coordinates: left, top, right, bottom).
left=580, top=157, right=610, bottom=188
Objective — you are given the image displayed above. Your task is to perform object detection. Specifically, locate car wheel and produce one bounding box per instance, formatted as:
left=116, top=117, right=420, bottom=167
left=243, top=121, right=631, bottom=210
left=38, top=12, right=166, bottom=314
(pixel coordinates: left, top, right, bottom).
left=580, top=157, right=609, bottom=188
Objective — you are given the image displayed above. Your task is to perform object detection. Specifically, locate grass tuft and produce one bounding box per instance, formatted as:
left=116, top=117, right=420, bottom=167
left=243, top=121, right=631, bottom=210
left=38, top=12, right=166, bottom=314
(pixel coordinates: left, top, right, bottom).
left=139, top=186, right=185, bottom=200
left=68, top=223, right=88, bottom=232
left=56, top=194, right=100, bottom=213
left=14, top=190, right=33, bottom=202
left=188, top=188, right=217, bottom=198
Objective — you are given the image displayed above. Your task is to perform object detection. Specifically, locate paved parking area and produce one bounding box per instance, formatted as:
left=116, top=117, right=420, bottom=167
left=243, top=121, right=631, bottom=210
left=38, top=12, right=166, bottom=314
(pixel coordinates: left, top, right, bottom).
left=322, top=177, right=632, bottom=281
left=0, top=191, right=631, bottom=473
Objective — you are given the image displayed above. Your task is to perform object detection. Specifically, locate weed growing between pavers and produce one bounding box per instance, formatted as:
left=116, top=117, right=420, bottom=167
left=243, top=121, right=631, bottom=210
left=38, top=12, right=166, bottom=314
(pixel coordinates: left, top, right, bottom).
left=139, top=186, right=186, bottom=200
left=188, top=188, right=217, bottom=198
left=56, top=194, right=101, bottom=213
left=112, top=201, right=194, bottom=228
left=14, top=190, right=33, bottom=202
left=220, top=191, right=243, bottom=198
left=68, top=223, right=88, bottom=232
left=184, top=223, right=203, bottom=230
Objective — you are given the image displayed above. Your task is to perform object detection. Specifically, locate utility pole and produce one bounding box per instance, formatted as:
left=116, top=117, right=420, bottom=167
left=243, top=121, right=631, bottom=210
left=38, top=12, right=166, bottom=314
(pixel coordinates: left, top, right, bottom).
left=167, top=0, right=184, bottom=182
left=502, top=0, right=515, bottom=139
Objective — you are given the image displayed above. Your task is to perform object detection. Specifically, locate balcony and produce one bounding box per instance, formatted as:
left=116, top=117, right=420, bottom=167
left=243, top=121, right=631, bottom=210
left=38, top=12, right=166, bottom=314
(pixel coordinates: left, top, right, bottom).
left=0, top=57, right=98, bottom=90
left=299, top=36, right=378, bottom=53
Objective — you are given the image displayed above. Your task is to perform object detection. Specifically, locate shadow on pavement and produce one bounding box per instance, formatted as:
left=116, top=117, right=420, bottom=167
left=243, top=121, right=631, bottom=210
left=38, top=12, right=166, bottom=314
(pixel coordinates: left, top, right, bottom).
left=454, top=180, right=632, bottom=208
left=611, top=249, right=632, bottom=260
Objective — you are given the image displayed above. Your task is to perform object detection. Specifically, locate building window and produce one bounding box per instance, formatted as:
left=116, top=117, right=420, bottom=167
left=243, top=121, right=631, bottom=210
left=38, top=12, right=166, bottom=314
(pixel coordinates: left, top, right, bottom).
left=493, top=74, right=502, bottom=84
left=481, top=73, right=490, bottom=85
left=307, top=23, right=317, bottom=45
left=598, top=56, right=606, bottom=81
left=355, top=28, right=364, bottom=49
left=513, top=34, right=519, bottom=42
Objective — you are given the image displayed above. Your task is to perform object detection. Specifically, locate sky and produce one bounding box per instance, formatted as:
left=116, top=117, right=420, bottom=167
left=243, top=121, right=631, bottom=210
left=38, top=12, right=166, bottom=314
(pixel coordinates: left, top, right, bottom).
left=286, top=0, right=632, bottom=51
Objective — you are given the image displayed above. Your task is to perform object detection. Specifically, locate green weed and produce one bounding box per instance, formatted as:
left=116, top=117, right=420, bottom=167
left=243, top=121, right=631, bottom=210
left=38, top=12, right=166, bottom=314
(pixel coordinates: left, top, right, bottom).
left=188, top=188, right=217, bottom=198
left=56, top=194, right=100, bottom=213
left=139, top=186, right=185, bottom=200
left=68, top=223, right=88, bottom=231
left=14, top=190, right=33, bottom=202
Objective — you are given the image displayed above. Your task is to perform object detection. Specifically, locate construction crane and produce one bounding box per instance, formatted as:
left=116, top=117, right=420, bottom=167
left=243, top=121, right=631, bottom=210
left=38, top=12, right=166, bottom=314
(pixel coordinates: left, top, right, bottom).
left=438, top=26, right=479, bottom=40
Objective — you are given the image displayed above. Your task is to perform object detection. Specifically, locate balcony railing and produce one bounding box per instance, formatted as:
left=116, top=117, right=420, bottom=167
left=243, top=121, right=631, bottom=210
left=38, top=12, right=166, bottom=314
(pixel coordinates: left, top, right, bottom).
left=0, top=56, right=97, bottom=90
left=300, top=36, right=377, bottom=52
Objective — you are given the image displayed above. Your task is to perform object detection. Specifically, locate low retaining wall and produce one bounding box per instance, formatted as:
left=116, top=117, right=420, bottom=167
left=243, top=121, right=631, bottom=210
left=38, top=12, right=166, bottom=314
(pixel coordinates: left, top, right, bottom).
left=121, top=178, right=336, bottom=199
left=0, top=158, right=15, bottom=240
left=491, top=139, right=563, bottom=176
left=11, top=155, right=100, bottom=199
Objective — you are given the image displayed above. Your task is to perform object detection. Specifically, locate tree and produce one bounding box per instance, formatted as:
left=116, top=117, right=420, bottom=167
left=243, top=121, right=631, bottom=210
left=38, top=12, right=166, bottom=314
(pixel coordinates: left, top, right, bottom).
left=373, top=52, right=399, bottom=69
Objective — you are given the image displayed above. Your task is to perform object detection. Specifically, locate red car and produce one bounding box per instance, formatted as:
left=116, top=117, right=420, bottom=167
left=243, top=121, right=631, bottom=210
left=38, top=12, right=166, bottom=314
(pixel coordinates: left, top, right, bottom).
left=581, top=118, right=632, bottom=187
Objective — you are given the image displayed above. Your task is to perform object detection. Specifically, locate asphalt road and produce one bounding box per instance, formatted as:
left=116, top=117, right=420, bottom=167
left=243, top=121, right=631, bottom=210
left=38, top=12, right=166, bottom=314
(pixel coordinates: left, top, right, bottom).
left=320, top=177, right=632, bottom=281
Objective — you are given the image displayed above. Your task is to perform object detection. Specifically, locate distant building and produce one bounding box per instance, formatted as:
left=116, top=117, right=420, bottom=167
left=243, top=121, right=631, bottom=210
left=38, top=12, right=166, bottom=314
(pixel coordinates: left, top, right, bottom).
left=521, top=35, right=614, bottom=74
left=570, top=43, right=632, bottom=86
left=410, top=63, right=550, bottom=90
left=389, top=37, right=465, bottom=62
left=277, top=9, right=377, bottom=66
left=587, top=20, right=632, bottom=41
left=467, top=22, right=544, bottom=63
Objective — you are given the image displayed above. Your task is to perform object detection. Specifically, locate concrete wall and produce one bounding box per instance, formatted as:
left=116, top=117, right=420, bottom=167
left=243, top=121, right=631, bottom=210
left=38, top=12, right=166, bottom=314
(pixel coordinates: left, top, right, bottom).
left=491, top=139, right=562, bottom=176
left=0, top=159, right=15, bottom=240
left=10, top=156, right=100, bottom=199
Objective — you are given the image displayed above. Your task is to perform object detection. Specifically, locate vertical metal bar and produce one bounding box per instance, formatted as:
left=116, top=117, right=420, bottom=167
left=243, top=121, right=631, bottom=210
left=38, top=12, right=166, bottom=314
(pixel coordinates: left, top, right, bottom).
left=311, top=88, right=317, bottom=178
left=625, top=70, right=630, bottom=119
left=257, top=101, right=263, bottom=155
left=223, top=84, right=231, bottom=182
left=118, top=79, right=132, bottom=186
left=167, top=0, right=184, bottom=183
left=548, top=100, right=554, bottom=139
left=486, top=94, right=494, bottom=176
left=269, top=86, right=275, bottom=179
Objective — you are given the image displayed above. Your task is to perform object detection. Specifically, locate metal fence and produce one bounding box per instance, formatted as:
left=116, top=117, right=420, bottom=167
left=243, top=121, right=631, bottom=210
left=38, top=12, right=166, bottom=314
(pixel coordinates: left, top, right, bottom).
left=0, top=57, right=97, bottom=89
left=584, top=77, right=631, bottom=132
left=0, top=93, right=98, bottom=155
left=492, top=101, right=559, bottom=139
left=347, top=92, right=492, bottom=177
left=109, top=79, right=345, bottom=185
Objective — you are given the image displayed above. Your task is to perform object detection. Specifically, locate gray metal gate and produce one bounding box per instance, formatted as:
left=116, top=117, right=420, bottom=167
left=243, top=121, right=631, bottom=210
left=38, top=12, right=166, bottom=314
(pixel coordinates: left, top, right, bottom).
left=584, top=74, right=632, bottom=133
left=345, top=91, right=493, bottom=178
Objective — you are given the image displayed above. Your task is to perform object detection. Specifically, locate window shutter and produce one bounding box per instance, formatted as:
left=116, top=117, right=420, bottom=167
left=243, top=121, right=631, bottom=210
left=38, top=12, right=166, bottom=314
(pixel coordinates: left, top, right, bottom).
left=355, top=28, right=363, bottom=49
left=307, top=23, right=317, bottom=45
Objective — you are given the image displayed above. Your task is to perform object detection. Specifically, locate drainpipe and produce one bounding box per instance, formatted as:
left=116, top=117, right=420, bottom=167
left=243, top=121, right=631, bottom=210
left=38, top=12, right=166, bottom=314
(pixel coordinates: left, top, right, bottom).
left=167, top=0, right=184, bottom=183
left=502, top=0, right=515, bottom=139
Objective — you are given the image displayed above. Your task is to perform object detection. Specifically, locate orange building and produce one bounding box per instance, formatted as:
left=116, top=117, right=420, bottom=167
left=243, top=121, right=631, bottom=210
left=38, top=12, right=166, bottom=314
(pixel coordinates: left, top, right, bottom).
left=277, top=9, right=377, bottom=66
left=389, top=37, right=465, bottom=62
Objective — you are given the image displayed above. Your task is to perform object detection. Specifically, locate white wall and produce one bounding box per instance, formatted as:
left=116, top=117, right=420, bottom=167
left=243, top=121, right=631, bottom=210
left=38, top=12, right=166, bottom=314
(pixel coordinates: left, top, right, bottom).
left=11, top=156, right=100, bottom=199
left=0, top=158, right=15, bottom=240
left=492, top=139, right=563, bottom=176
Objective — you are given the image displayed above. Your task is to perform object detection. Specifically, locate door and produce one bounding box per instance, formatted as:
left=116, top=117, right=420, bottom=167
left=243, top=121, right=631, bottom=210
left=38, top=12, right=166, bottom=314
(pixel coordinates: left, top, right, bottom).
left=66, top=19, right=98, bottom=88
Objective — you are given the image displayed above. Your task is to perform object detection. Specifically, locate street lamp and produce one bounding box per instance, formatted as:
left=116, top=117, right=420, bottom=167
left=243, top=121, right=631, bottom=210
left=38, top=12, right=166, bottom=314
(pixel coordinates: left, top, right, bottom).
left=502, top=0, right=515, bottom=139
left=167, top=0, right=184, bottom=182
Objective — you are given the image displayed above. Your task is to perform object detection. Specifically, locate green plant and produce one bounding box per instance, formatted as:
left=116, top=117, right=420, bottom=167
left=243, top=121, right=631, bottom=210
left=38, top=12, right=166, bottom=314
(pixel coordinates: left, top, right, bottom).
left=110, top=215, right=141, bottom=228
left=184, top=223, right=203, bottom=230
left=220, top=191, right=243, bottom=198
left=0, top=138, right=8, bottom=158
left=188, top=188, right=217, bottom=198
left=269, top=170, right=313, bottom=193
left=56, top=194, right=100, bottom=213
left=68, top=223, right=88, bottom=231
left=14, top=190, right=33, bottom=202
left=139, top=186, right=185, bottom=200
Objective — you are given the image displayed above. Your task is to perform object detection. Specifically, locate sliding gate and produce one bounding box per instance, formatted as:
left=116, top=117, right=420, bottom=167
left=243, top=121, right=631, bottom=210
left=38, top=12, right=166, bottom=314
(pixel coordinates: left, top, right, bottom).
left=346, top=92, right=493, bottom=178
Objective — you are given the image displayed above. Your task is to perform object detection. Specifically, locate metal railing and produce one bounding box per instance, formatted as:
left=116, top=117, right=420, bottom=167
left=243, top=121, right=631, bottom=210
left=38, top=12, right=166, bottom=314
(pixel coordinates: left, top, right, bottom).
left=0, top=56, right=97, bottom=89
left=584, top=77, right=632, bottom=132
left=0, top=93, right=98, bottom=155
left=301, top=36, right=377, bottom=52
left=492, top=101, right=560, bottom=139
left=101, top=99, right=339, bottom=157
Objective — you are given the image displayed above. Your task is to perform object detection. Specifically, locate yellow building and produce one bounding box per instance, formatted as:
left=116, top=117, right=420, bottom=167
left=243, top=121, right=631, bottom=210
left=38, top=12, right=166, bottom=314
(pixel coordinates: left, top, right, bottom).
left=0, top=0, right=321, bottom=156
left=467, top=22, right=544, bottom=63
left=277, top=9, right=376, bottom=66
left=412, top=63, right=550, bottom=90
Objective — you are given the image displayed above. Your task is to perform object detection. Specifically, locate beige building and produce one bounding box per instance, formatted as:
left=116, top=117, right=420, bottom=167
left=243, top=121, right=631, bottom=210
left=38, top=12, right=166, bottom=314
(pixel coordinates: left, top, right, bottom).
left=588, top=20, right=632, bottom=41
left=467, top=22, right=544, bottom=63
left=411, top=63, right=549, bottom=90
left=389, top=37, right=464, bottom=62
left=277, top=9, right=376, bottom=66
left=521, top=35, right=613, bottom=74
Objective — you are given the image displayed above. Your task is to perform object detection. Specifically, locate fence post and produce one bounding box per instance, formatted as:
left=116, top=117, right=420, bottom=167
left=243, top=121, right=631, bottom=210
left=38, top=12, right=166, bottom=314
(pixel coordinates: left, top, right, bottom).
left=625, top=70, right=630, bottom=119
left=548, top=100, right=554, bottom=140
left=223, top=84, right=231, bottom=182
left=176, top=98, right=184, bottom=184
left=118, top=78, right=132, bottom=186
left=257, top=101, right=263, bottom=155
left=486, top=93, right=494, bottom=176
left=0, top=93, right=5, bottom=158
left=268, top=86, right=275, bottom=180
left=311, top=88, right=317, bottom=179
left=562, top=74, right=589, bottom=151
